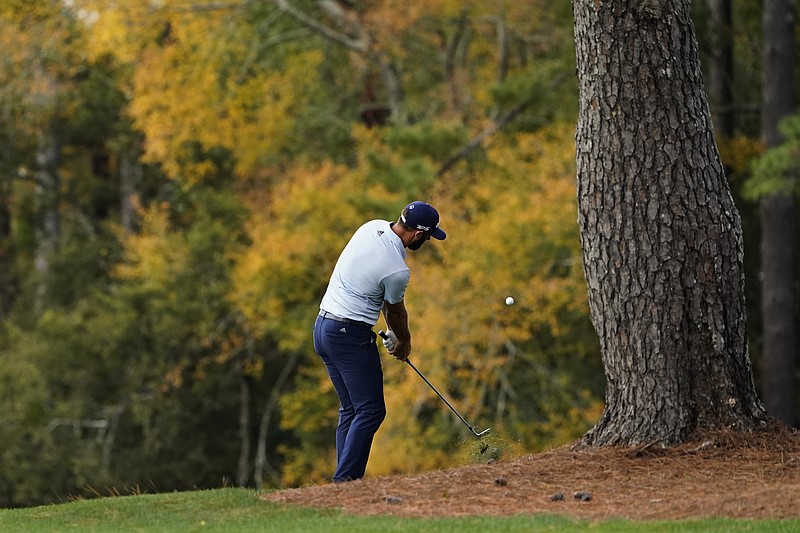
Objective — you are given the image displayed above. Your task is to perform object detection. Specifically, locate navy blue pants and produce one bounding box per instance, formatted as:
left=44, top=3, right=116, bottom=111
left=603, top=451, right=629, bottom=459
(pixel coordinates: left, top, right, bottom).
left=313, top=314, right=386, bottom=482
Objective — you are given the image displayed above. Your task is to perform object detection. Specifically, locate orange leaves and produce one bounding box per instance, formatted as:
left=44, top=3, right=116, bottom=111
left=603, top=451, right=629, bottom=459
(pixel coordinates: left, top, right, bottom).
left=717, top=134, right=763, bottom=182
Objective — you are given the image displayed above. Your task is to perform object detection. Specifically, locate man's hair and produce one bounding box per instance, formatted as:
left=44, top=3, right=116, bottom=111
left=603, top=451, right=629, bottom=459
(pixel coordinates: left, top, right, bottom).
left=397, top=209, right=418, bottom=232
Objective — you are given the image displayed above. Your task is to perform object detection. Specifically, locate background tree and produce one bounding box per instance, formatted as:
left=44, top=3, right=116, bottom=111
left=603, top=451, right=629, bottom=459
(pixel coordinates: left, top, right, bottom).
left=704, top=0, right=734, bottom=138
left=757, top=0, right=796, bottom=427
left=573, top=0, right=767, bottom=445
left=1, top=0, right=793, bottom=508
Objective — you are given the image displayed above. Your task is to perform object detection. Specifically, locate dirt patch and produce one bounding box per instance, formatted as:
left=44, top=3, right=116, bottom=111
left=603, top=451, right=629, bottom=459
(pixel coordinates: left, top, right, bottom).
left=263, top=424, right=800, bottom=521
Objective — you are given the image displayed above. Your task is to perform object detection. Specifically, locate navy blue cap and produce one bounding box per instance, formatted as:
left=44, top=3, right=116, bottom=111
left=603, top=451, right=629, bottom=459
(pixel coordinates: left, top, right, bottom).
left=401, top=201, right=446, bottom=240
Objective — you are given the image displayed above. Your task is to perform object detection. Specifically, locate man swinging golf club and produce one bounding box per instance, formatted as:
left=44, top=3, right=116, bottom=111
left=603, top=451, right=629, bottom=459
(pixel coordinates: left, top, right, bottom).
left=313, top=201, right=446, bottom=483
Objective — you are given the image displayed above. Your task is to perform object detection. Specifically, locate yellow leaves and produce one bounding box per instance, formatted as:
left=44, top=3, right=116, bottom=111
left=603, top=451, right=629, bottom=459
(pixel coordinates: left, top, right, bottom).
left=109, top=0, right=324, bottom=181
left=77, top=0, right=233, bottom=63
left=437, top=123, right=581, bottom=297
left=133, top=46, right=324, bottom=180
left=717, top=134, right=764, bottom=180
left=231, top=159, right=374, bottom=348
left=162, top=364, right=185, bottom=392
left=130, top=43, right=215, bottom=176
left=114, top=201, right=186, bottom=286
left=223, top=51, right=324, bottom=176
left=232, top=119, right=595, bottom=480
left=363, top=1, right=426, bottom=42
left=76, top=0, right=161, bottom=64
left=376, top=122, right=591, bottom=449
left=242, top=357, right=264, bottom=379
left=277, top=365, right=339, bottom=485
left=530, top=389, right=604, bottom=448
left=369, top=410, right=451, bottom=474
left=166, top=113, right=593, bottom=481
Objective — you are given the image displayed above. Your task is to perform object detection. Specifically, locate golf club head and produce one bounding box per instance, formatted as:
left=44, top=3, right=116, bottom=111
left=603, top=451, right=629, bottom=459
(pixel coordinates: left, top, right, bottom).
left=473, top=427, right=491, bottom=438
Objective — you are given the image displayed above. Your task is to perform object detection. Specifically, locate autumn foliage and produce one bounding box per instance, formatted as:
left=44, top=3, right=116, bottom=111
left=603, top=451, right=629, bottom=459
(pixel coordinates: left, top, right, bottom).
left=0, top=0, right=762, bottom=507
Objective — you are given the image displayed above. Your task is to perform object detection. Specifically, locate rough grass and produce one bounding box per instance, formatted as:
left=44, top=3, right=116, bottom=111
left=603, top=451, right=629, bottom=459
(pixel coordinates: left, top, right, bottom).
left=1, top=488, right=797, bottom=532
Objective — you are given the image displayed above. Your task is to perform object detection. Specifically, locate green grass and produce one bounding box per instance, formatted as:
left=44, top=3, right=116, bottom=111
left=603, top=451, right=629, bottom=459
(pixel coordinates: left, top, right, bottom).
left=0, top=488, right=797, bottom=532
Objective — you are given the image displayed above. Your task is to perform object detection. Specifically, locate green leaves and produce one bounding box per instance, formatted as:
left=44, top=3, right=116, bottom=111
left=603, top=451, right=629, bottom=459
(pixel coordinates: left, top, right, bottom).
left=745, top=115, right=800, bottom=200
left=0, top=0, right=599, bottom=504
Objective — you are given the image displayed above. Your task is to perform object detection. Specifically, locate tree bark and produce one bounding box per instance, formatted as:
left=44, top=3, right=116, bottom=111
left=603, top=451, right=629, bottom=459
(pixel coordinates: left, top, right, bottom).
left=33, top=127, right=61, bottom=313
left=271, top=0, right=407, bottom=125
left=236, top=371, right=252, bottom=487
left=0, top=178, right=13, bottom=316
left=573, top=0, right=767, bottom=446
left=254, top=351, right=299, bottom=488
left=759, top=0, right=796, bottom=427
left=119, top=145, right=142, bottom=235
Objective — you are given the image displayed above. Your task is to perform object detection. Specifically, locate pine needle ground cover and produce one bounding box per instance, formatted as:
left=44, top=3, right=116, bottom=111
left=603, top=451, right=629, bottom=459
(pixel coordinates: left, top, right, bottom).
left=2, top=426, right=797, bottom=532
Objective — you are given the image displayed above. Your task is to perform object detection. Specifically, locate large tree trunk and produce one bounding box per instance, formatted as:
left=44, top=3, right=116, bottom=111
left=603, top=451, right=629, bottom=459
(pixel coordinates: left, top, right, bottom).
left=572, top=0, right=767, bottom=446
left=759, top=0, right=796, bottom=427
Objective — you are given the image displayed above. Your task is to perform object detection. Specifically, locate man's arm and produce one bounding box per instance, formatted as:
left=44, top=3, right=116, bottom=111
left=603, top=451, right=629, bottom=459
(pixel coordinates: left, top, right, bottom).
left=382, top=300, right=411, bottom=360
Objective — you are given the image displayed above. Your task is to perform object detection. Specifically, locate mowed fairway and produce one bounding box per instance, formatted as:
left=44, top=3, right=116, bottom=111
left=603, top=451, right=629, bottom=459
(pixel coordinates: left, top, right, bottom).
left=0, top=488, right=797, bottom=533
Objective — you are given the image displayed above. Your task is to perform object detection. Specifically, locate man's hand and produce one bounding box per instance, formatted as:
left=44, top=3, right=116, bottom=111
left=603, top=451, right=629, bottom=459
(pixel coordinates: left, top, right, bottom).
left=381, top=330, right=398, bottom=352
left=378, top=330, right=410, bottom=361
left=382, top=300, right=412, bottom=361
left=391, top=341, right=411, bottom=361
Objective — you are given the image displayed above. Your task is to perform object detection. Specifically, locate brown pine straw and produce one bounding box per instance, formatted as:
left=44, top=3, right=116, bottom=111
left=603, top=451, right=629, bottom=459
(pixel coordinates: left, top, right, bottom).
left=263, top=423, right=800, bottom=521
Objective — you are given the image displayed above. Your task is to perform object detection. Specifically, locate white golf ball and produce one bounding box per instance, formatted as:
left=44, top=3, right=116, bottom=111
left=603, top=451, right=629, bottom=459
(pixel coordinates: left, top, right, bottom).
left=505, top=296, right=515, bottom=306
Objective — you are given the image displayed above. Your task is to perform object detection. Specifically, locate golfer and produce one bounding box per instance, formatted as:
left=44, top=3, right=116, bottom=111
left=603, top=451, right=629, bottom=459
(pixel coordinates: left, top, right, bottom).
left=313, top=201, right=446, bottom=483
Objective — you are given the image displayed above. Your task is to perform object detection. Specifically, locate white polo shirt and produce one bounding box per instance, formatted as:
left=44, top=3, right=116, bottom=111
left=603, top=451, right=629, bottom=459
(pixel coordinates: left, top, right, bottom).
left=320, top=219, right=410, bottom=325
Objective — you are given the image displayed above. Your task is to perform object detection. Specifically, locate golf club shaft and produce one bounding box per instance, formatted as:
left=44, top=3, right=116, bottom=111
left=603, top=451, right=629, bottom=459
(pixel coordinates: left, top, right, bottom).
left=404, top=358, right=477, bottom=432
left=378, top=330, right=489, bottom=437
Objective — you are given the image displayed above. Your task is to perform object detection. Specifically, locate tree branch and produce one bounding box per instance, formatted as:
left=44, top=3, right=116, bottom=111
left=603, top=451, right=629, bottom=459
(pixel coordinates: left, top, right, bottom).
left=436, top=73, right=567, bottom=177
left=271, top=0, right=367, bottom=52
left=158, top=1, right=367, bottom=52
left=254, top=350, right=300, bottom=487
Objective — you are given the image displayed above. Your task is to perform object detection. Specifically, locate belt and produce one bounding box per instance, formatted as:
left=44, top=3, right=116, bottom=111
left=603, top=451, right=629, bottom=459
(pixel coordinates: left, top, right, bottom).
left=319, top=310, right=373, bottom=329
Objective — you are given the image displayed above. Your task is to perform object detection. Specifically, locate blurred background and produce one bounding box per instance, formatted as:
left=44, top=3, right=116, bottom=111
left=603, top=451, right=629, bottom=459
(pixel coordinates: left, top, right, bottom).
left=0, top=0, right=794, bottom=507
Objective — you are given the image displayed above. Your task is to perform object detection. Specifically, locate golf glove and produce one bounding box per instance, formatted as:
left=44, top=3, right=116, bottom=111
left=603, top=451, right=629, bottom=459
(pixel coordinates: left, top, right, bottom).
left=382, top=330, right=398, bottom=352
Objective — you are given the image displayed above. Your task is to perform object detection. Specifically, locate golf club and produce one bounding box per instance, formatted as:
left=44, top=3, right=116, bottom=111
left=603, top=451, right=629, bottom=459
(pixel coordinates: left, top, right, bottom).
left=378, top=330, right=491, bottom=438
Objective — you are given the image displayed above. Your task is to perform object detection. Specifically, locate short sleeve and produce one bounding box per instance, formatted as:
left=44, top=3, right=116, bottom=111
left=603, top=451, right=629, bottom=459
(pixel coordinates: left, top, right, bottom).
left=382, top=269, right=410, bottom=304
